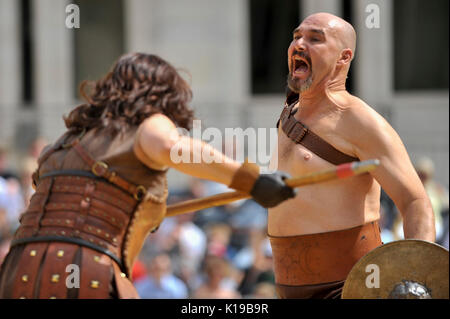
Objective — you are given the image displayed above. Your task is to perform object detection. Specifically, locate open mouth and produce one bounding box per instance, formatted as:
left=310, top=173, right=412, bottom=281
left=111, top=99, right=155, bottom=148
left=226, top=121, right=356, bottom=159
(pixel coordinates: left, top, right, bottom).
left=292, top=56, right=310, bottom=75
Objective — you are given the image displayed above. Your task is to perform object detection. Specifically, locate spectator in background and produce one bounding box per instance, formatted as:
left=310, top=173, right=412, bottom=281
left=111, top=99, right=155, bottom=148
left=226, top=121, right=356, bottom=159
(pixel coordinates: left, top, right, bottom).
left=168, top=178, right=231, bottom=228
left=205, top=222, right=233, bottom=259
left=379, top=205, right=395, bottom=243
left=234, top=229, right=275, bottom=297
left=185, top=222, right=239, bottom=293
left=228, top=199, right=268, bottom=233
left=1, top=146, right=26, bottom=266
left=0, top=189, right=8, bottom=240
left=190, top=179, right=269, bottom=257
left=0, top=174, right=24, bottom=235
left=191, top=180, right=233, bottom=227
left=379, top=189, right=398, bottom=231
left=391, top=157, right=449, bottom=242
left=192, top=255, right=241, bottom=299
left=378, top=189, right=397, bottom=243
left=1, top=140, right=46, bottom=234
left=137, top=209, right=207, bottom=293
left=134, top=252, right=188, bottom=299
left=169, top=213, right=207, bottom=291
left=0, top=176, right=16, bottom=267
left=227, top=198, right=268, bottom=261
left=131, top=259, right=148, bottom=283
left=415, top=157, right=449, bottom=242
left=0, top=147, right=19, bottom=180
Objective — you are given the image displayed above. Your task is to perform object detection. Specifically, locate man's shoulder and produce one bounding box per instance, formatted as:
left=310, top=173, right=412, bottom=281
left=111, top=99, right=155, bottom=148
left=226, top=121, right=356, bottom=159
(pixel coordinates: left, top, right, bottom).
left=330, top=93, right=392, bottom=147
left=339, top=94, right=400, bottom=153
left=339, top=94, right=387, bottom=129
left=338, top=93, right=370, bottom=114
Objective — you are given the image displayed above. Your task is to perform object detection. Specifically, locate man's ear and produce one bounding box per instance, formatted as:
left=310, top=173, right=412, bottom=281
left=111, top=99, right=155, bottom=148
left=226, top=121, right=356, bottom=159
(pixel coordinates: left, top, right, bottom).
left=337, top=49, right=353, bottom=65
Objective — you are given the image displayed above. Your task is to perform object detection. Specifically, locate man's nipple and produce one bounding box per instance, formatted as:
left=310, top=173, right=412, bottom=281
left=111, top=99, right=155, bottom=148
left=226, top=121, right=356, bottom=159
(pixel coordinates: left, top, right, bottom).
left=303, top=153, right=311, bottom=161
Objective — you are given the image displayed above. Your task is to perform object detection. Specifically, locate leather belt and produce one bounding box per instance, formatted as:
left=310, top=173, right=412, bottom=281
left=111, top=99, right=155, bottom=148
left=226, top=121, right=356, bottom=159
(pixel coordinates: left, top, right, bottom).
left=11, top=236, right=125, bottom=274
left=269, top=222, right=382, bottom=285
left=40, top=169, right=102, bottom=180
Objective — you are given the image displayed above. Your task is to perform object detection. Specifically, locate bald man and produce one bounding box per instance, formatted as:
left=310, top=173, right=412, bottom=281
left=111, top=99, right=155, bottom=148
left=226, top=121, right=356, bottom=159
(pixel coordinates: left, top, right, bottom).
left=268, top=13, right=435, bottom=299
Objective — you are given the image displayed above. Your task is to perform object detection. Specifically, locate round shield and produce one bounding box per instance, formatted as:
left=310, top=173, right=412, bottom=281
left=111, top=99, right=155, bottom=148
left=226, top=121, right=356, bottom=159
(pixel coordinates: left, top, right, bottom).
left=342, top=240, right=449, bottom=299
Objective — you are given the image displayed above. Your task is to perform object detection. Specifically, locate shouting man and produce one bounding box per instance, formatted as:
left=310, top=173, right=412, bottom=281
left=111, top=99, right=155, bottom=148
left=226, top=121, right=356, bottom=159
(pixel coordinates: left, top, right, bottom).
left=268, top=13, right=435, bottom=299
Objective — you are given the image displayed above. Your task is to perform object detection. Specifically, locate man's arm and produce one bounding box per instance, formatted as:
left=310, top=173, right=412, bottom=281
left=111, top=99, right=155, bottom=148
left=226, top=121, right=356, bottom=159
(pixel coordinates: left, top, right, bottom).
left=351, top=107, right=435, bottom=242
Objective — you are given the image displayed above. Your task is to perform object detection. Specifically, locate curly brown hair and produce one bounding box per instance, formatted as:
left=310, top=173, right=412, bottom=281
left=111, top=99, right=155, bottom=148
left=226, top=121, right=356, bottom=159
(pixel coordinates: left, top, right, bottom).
left=64, top=53, right=194, bottom=134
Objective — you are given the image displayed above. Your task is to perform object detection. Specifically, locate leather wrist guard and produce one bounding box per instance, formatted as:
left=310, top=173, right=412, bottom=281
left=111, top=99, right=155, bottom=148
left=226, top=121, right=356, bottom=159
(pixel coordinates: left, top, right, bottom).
left=228, top=161, right=260, bottom=193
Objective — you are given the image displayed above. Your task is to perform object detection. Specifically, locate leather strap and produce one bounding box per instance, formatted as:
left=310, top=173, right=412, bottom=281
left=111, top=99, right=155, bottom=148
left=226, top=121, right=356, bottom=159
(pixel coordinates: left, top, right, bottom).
left=11, top=242, right=49, bottom=299
left=37, top=243, right=79, bottom=299
left=78, top=247, right=112, bottom=298
left=70, top=140, right=147, bottom=201
left=40, top=169, right=103, bottom=180
left=33, top=178, right=54, bottom=236
left=11, top=236, right=125, bottom=273
left=275, top=280, right=344, bottom=299
left=36, top=131, right=147, bottom=202
left=278, top=100, right=359, bottom=165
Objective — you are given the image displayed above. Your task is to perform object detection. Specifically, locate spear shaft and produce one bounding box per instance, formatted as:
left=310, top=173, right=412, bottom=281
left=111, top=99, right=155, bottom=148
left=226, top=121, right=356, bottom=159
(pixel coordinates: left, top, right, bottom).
left=166, top=159, right=379, bottom=218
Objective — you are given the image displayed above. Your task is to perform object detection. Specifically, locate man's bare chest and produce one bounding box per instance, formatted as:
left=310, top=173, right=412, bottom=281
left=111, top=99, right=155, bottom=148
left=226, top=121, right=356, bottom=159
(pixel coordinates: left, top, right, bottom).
left=277, top=129, right=335, bottom=175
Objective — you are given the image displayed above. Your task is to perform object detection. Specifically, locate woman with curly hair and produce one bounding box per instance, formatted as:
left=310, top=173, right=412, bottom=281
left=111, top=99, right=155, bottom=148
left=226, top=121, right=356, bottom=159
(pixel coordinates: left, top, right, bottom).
left=0, top=53, right=294, bottom=299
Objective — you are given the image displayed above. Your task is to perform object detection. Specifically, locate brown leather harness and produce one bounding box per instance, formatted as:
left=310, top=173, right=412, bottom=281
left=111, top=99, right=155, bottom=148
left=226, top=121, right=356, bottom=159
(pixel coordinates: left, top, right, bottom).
left=277, top=98, right=359, bottom=165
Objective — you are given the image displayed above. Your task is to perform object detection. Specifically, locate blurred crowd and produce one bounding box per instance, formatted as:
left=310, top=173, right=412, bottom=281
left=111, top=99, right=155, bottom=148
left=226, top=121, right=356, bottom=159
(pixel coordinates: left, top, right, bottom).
left=133, top=179, right=275, bottom=299
left=0, top=139, right=448, bottom=299
left=0, top=138, right=48, bottom=265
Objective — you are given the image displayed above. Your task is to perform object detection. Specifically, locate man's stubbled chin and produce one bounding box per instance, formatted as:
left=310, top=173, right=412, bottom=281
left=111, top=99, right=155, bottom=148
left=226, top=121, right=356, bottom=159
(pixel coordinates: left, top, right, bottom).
left=288, top=52, right=313, bottom=93
left=287, top=72, right=313, bottom=94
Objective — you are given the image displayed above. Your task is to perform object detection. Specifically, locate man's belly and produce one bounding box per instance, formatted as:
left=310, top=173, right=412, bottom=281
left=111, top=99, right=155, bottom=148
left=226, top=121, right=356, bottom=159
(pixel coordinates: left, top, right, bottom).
left=268, top=136, right=380, bottom=236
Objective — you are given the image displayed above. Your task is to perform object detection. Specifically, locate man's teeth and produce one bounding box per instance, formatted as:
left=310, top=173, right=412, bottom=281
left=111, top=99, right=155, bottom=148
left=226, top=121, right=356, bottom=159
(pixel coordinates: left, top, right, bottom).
left=293, top=57, right=308, bottom=73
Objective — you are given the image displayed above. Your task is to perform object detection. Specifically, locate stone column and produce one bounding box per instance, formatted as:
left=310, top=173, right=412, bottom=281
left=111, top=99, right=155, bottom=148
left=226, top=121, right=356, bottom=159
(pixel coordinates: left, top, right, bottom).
left=0, top=0, right=21, bottom=143
left=124, top=0, right=155, bottom=53
left=32, top=0, right=74, bottom=141
left=124, top=0, right=249, bottom=126
left=353, top=0, right=393, bottom=108
left=301, top=0, right=342, bottom=19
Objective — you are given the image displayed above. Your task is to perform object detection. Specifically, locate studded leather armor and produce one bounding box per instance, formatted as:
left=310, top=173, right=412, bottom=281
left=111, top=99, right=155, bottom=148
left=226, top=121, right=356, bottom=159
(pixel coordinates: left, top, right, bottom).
left=0, top=127, right=168, bottom=299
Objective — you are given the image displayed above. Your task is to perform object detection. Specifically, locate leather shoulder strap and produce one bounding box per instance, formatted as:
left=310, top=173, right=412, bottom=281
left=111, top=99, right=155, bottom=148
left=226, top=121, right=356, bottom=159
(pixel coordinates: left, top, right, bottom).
left=69, top=139, right=147, bottom=201
left=36, top=129, right=148, bottom=201
left=277, top=100, right=359, bottom=165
